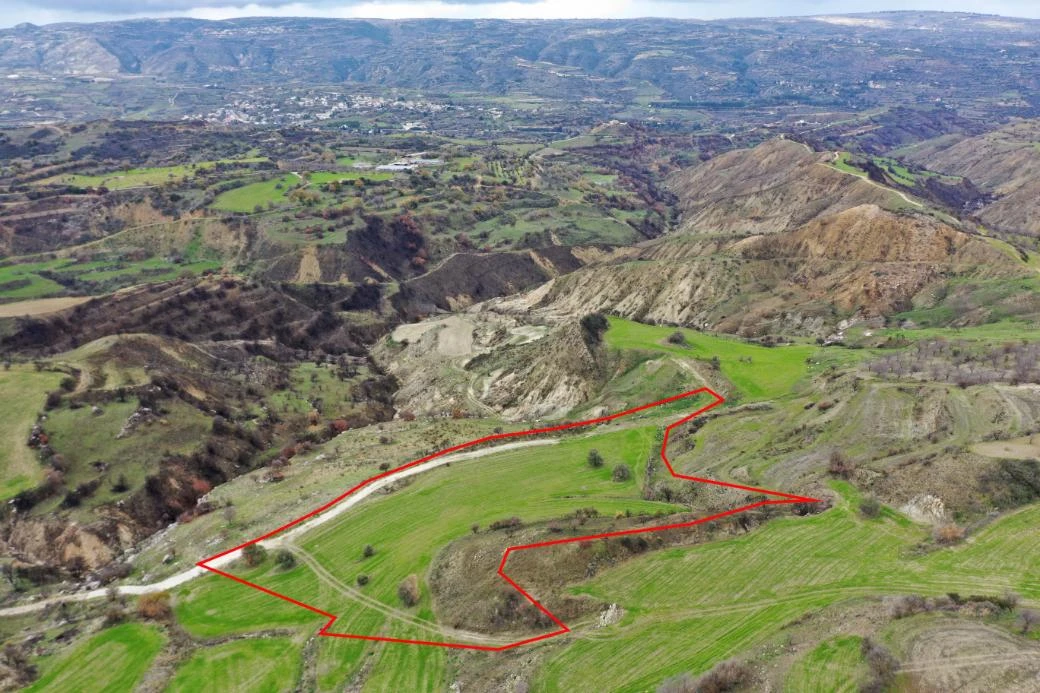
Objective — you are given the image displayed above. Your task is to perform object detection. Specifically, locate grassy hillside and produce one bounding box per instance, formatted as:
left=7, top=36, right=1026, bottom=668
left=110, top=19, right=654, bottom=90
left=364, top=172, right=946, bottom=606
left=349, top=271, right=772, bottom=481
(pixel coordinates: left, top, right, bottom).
left=0, top=366, right=65, bottom=500
left=603, top=316, right=860, bottom=401
left=535, top=495, right=1039, bottom=691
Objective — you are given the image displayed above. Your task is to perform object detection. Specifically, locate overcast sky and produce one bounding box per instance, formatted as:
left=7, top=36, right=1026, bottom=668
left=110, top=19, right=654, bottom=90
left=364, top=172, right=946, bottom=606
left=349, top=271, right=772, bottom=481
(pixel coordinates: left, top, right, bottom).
left=3, top=0, right=1039, bottom=28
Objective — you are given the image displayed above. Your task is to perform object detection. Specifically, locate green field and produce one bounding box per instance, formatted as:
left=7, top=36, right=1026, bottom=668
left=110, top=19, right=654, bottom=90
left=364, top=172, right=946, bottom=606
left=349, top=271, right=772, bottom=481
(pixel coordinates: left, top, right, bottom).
left=308, top=170, right=393, bottom=185
left=170, top=404, right=1040, bottom=691
left=535, top=496, right=1040, bottom=691
left=26, top=623, right=165, bottom=693
left=0, top=254, right=222, bottom=303
left=39, top=158, right=269, bottom=190
left=0, top=366, right=65, bottom=500
left=176, top=424, right=688, bottom=638
left=167, top=638, right=301, bottom=693
left=211, top=175, right=299, bottom=212
left=603, top=316, right=860, bottom=401
left=784, top=636, right=864, bottom=692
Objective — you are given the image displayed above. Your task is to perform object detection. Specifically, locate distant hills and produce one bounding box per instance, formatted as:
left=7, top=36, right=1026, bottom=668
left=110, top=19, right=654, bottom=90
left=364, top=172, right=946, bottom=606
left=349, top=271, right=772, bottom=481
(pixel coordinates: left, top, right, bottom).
left=1, top=14, right=1038, bottom=125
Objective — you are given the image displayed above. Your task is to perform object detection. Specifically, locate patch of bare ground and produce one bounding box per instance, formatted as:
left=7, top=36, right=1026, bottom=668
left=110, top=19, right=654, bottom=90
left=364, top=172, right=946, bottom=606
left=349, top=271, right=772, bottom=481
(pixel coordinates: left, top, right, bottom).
left=0, top=296, right=90, bottom=318
left=889, top=616, right=1040, bottom=692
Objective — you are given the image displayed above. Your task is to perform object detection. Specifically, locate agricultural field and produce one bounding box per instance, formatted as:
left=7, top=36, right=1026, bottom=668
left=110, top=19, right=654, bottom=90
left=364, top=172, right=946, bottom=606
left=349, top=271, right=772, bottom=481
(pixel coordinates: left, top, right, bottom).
left=210, top=174, right=300, bottom=212
left=0, top=254, right=222, bottom=303
left=0, top=366, right=65, bottom=500
left=163, top=415, right=1040, bottom=691
left=25, top=623, right=165, bottom=693
left=603, top=317, right=862, bottom=401
left=36, top=158, right=269, bottom=190
left=166, top=637, right=302, bottom=693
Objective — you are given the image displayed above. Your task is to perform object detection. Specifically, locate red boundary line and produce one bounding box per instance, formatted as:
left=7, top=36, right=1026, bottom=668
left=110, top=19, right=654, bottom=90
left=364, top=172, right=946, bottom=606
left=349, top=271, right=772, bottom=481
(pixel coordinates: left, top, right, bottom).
left=198, top=387, right=819, bottom=651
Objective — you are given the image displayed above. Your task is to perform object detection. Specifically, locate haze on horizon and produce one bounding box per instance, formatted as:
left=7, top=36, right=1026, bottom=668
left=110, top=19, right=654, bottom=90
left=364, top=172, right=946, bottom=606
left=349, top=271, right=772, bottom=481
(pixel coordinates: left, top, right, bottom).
left=3, top=0, right=1040, bottom=29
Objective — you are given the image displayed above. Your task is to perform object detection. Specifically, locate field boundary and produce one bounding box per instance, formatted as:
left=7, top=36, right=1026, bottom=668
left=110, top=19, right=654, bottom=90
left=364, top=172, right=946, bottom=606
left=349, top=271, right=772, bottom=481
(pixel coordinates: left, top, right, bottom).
left=198, top=387, right=819, bottom=651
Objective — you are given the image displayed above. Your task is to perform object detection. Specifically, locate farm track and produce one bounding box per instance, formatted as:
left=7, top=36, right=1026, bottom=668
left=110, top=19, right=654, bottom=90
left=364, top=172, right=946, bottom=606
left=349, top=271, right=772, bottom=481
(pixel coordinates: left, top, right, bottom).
left=290, top=547, right=514, bottom=647
left=0, top=438, right=561, bottom=618
left=196, top=388, right=827, bottom=651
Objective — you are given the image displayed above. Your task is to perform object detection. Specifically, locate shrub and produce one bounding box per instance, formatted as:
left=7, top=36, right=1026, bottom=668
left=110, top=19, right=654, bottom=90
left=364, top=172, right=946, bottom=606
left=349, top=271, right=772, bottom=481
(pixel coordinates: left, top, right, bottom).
left=612, top=463, right=632, bottom=482
left=587, top=449, right=604, bottom=468
left=658, top=659, right=751, bottom=693
left=666, top=331, right=687, bottom=346
left=275, top=550, right=296, bottom=570
left=356, top=574, right=369, bottom=586
left=859, top=496, right=881, bottom=518
left=827, top=451, right=856, bottom=479
left=242, top=543, right=267, bottom=567
left=362, top=544, right=375, bottom=558
left=933, top=523, right=965, bottom=545
left=137, top=592, right=172, bottom=621
left=861, top=638, right=899, bottom=692
left=489, top=516, right=523, bottom=531
left=398, top=574, right=420, bottom=607
left=1018, top=608, right=1039, bottom=634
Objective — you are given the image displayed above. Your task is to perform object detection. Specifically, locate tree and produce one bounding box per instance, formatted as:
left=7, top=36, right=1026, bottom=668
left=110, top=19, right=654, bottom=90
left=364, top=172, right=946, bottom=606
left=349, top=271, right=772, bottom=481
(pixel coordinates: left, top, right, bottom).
left=363, top=544, right=375, bottom=558
left=398, top=574, right=421, bottom=607
left=275, top=550, right=297, bottom=570
left=587, top=449, right=604, bottom=468
left=111, top=474, right=130, bottom=493
left=612, top=464, right=632, bottom=482
left=579, top=313, right=609, bottom=345
left=242, top=543, right=267, bottom=567
left=666, top=331, right=687, bottom=346
left=357, top=574, right=369, bottom=586
left=859, top=496, right=881, bottom=518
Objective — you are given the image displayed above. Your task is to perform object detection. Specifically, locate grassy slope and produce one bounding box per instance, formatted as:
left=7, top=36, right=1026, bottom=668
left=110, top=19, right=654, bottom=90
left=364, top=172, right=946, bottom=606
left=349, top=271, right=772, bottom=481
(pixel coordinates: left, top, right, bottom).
left=174, top=422, right=691, bottom=689
left=0, top=366, right=64, bottom=500
left=176, top=424, right=683, bottom=630
left=211, top=175, right=298, bottom=212
left=535, top=495, right=1040, bottom=691
left=38, top=399, right=211, bottom=514
left=167, top=638, right=301, bottom=693
left=604, top=316, right=861, bottom=401
left=39, top=158, right=268, bottom=190
left=26, top=623, right=165, bottom=693
left=170, top=385, right=1039, bottom=691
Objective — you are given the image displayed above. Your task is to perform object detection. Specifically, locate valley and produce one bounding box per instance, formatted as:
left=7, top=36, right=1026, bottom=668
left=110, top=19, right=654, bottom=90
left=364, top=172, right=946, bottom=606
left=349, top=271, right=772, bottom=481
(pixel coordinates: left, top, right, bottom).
left=0, top=11, right=1039, bottom=693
